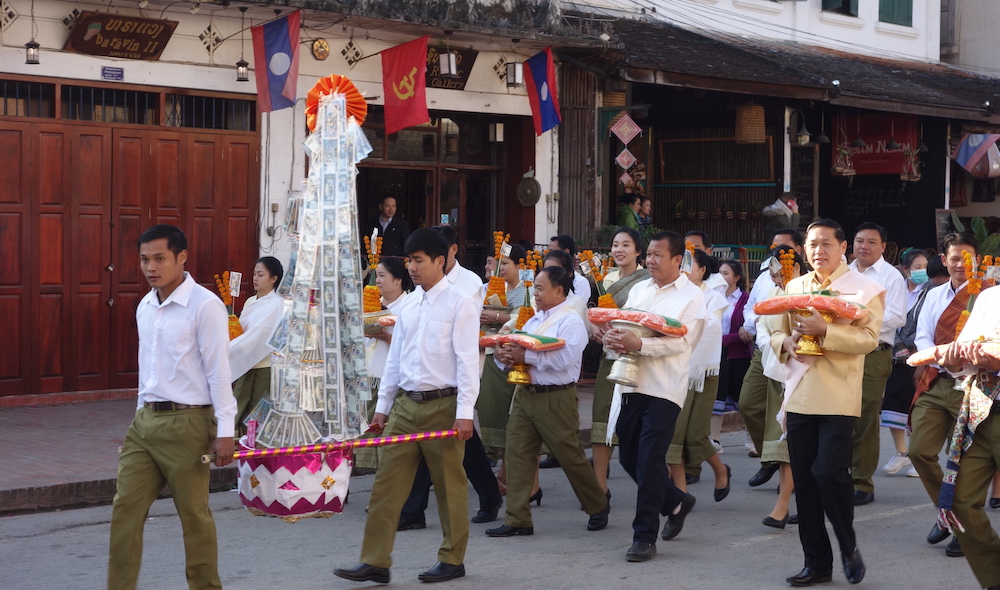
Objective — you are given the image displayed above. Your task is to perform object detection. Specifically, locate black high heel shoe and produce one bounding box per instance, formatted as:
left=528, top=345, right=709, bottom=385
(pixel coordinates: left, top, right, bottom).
left=714, top=465, right=731, bottom=502
left=762, top=514, right=789, bottom=529
left=529, top=489, right=543, bottom=506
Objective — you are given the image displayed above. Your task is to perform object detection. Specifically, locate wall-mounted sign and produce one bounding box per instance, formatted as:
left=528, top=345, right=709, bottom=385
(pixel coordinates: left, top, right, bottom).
left=64, top=11, right=177, bottom=61
left=832, top=114, right=919, bottom=176
left=101, top=66, right=124, bottom=81
left=425, top=47, right=479, bottom=91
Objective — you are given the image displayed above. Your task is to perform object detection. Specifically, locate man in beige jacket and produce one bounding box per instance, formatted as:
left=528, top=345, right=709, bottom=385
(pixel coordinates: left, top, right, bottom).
left=769, top=219, right=884, bottom=588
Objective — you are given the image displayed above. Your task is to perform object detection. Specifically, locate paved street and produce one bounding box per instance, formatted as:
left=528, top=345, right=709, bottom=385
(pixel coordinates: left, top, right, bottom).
left=3, top=429, right=997, bottom=590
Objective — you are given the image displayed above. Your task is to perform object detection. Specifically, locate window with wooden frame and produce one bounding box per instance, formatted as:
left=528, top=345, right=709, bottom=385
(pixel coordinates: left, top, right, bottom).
left=658, top=136, right=774, bottom=184
left=879, top=0, right=913, bottom=26
left=822, top=0, right=859, bottom=17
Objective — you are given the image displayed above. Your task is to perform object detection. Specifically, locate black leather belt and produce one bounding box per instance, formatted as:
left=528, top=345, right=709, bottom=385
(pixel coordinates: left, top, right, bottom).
left=525, top=383, right=576, bottom=393
left=403, top=388, right=458, bottom=403
left=144, top=401, right=212, bottom=411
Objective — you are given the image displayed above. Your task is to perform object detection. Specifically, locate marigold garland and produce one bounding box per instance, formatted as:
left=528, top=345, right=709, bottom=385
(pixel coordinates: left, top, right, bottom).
left=363, top=235, right=384, bottom=287
left=514, top=306, right=535, bottom=330
left=213, top=271, right=243, bottom=340
left=597, top=293, right=617, bottom=308
left=485, top=275, right=507, bottom=306
left=363, top=285, right=382, bottom=313
left=779, top=249, right=796, bottom=288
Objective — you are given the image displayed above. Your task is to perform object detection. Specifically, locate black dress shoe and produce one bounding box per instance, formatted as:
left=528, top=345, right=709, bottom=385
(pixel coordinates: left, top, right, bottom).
left=471, top=502, right=501, bottom=523
left=539, top=455, right=560, bottom=469
left=842, top=548, right=865, bottom=584
left=945, top=536, right=964, bottom=557
left=587, top=501, right=610, bottom=531
left=334, top=563, right=390, bottom=584
left=626, top=541, right=656, bottom=562
left=485, top=524, right=534, bottom=537
left=397, top=515, right=427, bottom=531
left=685, top=472, right=700, bottom=485
left=990, top=497, right=1000, bottom=509
left=749, top=463, right=780, bottom=487
left=927, top=523, right=950, bottom=544
left=418, top=562, right=465, bottom=583
left=788, top=514, right=799, bottom=525
left=715, top=464, right=732, bottom=502
left=661, top=493, right=696, bottom=540
left=762, top=514, right=789, bottom=529
left=786, top=567, right=833, bottom=587
left=852, top=491, right=875, bottom=506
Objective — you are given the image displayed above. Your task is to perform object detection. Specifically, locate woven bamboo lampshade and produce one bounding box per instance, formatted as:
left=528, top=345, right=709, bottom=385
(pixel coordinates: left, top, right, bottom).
left=735, top=103, right=766, bottom=144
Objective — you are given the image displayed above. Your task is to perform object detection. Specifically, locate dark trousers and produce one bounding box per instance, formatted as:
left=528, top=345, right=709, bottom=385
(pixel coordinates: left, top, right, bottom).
left=617, top=393, right=687, bottom=544
left=787, top=412, right=858, bottom=572
left=402, top=428, right=501, bottom=520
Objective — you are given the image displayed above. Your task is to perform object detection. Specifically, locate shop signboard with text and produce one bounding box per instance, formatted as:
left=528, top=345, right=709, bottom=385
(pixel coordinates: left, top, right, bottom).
left=832, top=114, right=919, bottom=175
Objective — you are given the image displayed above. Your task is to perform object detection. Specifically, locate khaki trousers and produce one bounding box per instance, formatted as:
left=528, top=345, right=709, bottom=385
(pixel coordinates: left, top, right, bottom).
left=908, top=376, right=962, bottom=503
left=672, top=376, right=720, bottom=474
left=504, top=385, right=607, bottom=527
left=952, top=412, right=1000, bottom=588
left=738, top=348, right=768, bottom=455
left=360, top=395, right=468, bottom=568
left=851, top=346, right=893, bottom=493
left=108, top=407, right=220, bottom=590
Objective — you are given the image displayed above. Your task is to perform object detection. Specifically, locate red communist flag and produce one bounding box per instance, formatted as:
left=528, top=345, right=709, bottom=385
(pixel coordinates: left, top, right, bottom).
left=382, top=36, right=429, bottom=135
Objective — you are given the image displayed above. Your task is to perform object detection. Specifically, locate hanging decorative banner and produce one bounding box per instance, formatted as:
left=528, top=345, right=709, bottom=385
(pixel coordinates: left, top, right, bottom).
left=610, top=113, right=641, bottom=144
left=63, top=11, right=177, bottom=60
left=616, top=148, right=637, bottom=170
left=619, top=171, right=633, bottom=186
left=831, top=114, right=918, bottom=175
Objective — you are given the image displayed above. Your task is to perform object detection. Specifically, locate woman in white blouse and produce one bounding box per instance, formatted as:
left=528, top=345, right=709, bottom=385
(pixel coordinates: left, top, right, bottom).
left=230, top=256, right=284, bottom=436
left=355, top=257, right=411, bottom=469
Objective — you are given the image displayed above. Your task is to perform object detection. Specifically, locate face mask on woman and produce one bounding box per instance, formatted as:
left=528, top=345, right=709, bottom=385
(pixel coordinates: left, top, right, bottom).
left=909, top=269, right=929, bottom=284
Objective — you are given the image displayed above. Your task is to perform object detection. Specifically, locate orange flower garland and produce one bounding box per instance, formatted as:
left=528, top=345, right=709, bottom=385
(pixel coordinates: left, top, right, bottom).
left=956, top=250, right=990, bottom=334
left=363, top=285, right=382, bottom=313
left=213, top=271, right=244, bottom=340
left=514, top=306, right=535, bottom=330
left=363, top=234, right=384, bottom=310
left=485, top=230, right=510, bottom=306
left=779, top=249, right=796, bottom=288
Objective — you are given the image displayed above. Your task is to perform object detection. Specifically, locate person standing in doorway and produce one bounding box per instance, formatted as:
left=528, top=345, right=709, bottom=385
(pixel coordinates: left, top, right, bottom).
left=364, top=195, right=411, bottom=258
left=108, top=224, right=236, bottom=590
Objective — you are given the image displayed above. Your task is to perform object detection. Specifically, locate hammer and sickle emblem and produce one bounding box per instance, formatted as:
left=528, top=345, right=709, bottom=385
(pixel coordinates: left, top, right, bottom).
left=393, top=67, right=418, bottom=100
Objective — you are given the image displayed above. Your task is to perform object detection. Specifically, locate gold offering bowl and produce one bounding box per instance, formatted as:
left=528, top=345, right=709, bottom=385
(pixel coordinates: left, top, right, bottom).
left=607, top=320, right=659, bottom=387
left=363, top=310, right=390, bottom=337
left=507, top=362, right=531, bottom=385
left=792, top=309, right=835, bottom=356
left=482, top=305, right=513, bottom=335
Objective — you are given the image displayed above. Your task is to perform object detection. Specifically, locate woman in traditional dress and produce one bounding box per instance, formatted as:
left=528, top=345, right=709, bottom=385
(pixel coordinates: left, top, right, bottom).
left=759, top=245, right=803, bottom=528
left=668, top=249, right=731, bottom=502
left=355, top=257, right=412, bottom=469
left=230, top=256, right=284, bottom=437
left=477, top=244, right=529, bottom=492
left=711, top=260, right=752, bottom=451
left=591, top=227, right=648, bottom=496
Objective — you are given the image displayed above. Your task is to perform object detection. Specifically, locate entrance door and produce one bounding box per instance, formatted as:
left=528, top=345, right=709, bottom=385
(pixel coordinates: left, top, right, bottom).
left=440, top=170, right=497, bottom=274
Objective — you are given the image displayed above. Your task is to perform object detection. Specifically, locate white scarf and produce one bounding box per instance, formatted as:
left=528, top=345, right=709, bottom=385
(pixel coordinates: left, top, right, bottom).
left=688, top=284, right=727, bottom=392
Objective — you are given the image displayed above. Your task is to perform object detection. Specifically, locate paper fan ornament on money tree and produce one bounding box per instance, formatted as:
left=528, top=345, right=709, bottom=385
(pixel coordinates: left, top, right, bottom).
left=305, top=74, right=367, bottom=132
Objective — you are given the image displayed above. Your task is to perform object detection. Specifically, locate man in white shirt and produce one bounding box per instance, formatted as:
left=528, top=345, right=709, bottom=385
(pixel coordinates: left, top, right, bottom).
left=684, top=230, right=727, bottom=293
left=599, top=230, right=707, bottom=562
left=397, top=225, right=502, bottom=529
left=108, top=224, right=236, bottom=590
left=487, top=266, right=610, bottom=537
left=911, top=232, right=984, bottom=556
left=336, top=228, right=479, bottom=585
left=738, top=229, right=803, bottom=483
left=847, top=222, right=908, bottom=506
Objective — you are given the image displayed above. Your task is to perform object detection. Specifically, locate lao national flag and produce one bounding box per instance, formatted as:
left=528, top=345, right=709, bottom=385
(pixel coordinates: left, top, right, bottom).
left=382, top=36, right=429, bottom=135
left=953, top=134, right=1000, bottom=175
left=524, top=48, right=561, bottom=136
left=251, top=11, right=301, bottom=112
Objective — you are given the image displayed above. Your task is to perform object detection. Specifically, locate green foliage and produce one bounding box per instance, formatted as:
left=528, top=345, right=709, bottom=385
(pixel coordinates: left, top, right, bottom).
left=952, top=213, right=1000, bottom=257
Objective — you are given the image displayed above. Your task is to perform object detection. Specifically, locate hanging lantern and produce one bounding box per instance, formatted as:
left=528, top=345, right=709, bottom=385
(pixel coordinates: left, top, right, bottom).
left=735, top=103, right=765, bottom=144
left=25, top=39, right=40, bottom=64
left=506, top=62, right=524, bottom=88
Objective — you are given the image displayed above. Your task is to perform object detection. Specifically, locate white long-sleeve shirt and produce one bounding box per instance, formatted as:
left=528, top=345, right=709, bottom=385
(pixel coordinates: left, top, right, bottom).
left=137, top=272, right=237, bottom=437
left=614, top=274, right=707, bottom=407
left=915, top=280, right=965, bottom=372
left=850, top=256, right=908, bottom=345
left=496, top=299, right=587, bottom=385
left=229, top=291, right=284, bottom=379
left=742, top=269, right=773, bottom=339
left=376, top=277, right=480, bottom=419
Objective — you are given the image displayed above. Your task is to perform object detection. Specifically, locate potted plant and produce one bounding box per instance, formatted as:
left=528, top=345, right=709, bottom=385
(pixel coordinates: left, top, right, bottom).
left=674, top=201, right=684, bottom=220
left=723, top=203, right=735, bottom=220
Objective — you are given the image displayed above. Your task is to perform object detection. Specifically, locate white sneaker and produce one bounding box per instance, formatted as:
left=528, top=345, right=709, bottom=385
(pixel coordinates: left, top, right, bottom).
left=744, top=432, right=754, bottom=451
left=712, top=439, right=724, bottom=454
left=883, top=452, right=912, bottom=474
left=906, top=466, right=919, bottom=478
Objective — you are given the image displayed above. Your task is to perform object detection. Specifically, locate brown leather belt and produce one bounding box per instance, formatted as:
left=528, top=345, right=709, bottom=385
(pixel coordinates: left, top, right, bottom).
left=144, top=401, right=212, bottom=411
left=403, top=388, right=458, bottom=403
left=525, top=383, right=576, bottom=393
